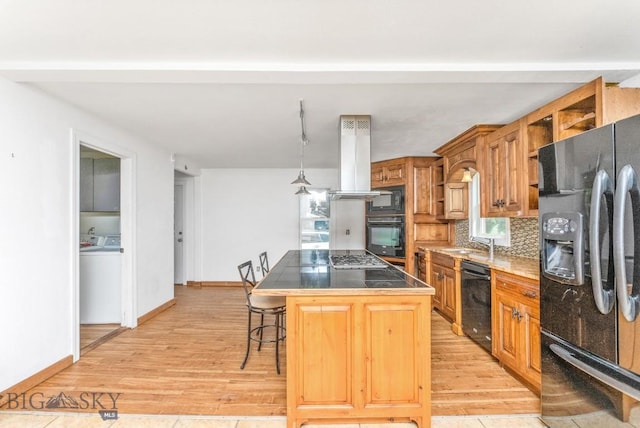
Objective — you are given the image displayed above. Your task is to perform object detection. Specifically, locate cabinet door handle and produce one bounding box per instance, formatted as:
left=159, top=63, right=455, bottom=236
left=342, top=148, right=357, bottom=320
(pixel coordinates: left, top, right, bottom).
left=523, top=291, right=537, bottom=298
left=511, top=307, right=523, bottom=321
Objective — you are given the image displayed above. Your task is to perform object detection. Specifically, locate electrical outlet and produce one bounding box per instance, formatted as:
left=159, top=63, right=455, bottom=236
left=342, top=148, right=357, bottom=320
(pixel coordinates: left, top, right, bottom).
left=345, top=229, right=350, bottom=235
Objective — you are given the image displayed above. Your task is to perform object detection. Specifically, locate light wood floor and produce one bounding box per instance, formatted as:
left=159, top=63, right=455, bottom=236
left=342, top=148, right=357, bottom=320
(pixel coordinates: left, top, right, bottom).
left=22, top=286, right=539, bottom=416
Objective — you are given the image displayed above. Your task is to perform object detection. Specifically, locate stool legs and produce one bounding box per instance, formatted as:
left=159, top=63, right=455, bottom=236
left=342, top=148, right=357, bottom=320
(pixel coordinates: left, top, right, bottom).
left=240, top=308, right=252, bottom=370
left=240, top=309, right=286, bottom=374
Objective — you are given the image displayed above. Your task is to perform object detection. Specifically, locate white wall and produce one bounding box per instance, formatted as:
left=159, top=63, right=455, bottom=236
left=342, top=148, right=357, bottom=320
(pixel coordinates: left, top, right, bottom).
left=0, top=78, right=174, bottom=391
left=200, top=168, right=366, bottom=281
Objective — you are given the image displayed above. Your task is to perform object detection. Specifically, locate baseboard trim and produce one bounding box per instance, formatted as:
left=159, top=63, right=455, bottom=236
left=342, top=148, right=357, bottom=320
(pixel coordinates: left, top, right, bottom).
left=137, top=297, right=177, bottom=326
left=186, top=281, right=202, bottom=288
left=0, top=354, right=73, bottom=407
left=200, top=281, right=242, bottom=287
left=81, top=327, right=128, bottom=356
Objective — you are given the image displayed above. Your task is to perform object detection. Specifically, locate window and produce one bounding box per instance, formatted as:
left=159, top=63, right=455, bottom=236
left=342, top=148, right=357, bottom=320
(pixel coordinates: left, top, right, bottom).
left=469, top=173, right=510, bottom=246
left=299, top=189, right=330, bottom=249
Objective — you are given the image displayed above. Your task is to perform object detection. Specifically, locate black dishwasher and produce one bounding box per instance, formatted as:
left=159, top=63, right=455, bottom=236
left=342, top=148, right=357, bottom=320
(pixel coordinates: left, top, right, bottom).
left=461, top=260, right=492, bottom=353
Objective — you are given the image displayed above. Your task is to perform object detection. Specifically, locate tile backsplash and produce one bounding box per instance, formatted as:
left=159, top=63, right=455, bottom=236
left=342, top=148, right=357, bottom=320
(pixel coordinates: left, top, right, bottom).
left=455, top=217, right=539, bottom=259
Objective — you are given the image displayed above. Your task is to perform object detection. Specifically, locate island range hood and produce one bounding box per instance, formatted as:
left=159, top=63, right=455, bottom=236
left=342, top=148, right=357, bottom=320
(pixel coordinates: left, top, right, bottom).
left=328, top=115, right=390, bottom=201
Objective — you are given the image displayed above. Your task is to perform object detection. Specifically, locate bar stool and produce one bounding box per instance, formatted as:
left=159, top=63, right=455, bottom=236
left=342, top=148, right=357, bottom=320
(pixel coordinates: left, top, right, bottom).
left=237, top=260, right=286, bottom=374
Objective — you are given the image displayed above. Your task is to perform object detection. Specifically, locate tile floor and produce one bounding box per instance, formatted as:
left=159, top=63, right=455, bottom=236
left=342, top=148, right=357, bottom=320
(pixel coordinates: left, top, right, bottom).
left=0, top=412, right=548, bottom=428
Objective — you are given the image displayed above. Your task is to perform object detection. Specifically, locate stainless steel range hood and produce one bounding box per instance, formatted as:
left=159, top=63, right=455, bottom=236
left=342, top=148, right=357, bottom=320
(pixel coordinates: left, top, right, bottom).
left=328, top=115, right=389, bottom=201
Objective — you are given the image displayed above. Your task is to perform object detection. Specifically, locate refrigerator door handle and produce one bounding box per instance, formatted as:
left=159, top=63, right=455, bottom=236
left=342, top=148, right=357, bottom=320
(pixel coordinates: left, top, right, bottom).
left=590, top=169, right=615, bottom=314
left=613, top=164, right=640, bottom=322
left=549, top=342, right=640, bottom=401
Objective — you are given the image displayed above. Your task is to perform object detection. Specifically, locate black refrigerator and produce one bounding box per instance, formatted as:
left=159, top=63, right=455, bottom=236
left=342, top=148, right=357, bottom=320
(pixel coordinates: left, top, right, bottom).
left=539, top=114, right=640, bottom=426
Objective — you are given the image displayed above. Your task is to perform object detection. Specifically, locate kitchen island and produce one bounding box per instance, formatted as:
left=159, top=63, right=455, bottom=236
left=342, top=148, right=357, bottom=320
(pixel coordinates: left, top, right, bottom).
left=253, top=249, right=435, bottom=428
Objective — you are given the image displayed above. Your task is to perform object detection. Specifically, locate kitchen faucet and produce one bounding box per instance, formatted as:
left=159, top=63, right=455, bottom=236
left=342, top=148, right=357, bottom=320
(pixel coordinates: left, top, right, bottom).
left=88, top=226, right=95, bottom=235
left=471, top=236, right=494, bottom=261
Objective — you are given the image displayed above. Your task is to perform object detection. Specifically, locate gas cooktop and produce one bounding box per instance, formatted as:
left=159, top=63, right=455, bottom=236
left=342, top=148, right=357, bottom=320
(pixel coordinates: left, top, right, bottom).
left=329, top=254, right=387, bottom=269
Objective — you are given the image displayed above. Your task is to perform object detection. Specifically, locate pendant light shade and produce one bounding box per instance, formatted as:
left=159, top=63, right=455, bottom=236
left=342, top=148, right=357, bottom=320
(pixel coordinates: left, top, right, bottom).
left=461, top=167, right=473, bottom=183
left=293, top=99, right=311, bottom=193
left=291, top=170, right=311, bottom=186
left=295, top=186, right=311, bottom=195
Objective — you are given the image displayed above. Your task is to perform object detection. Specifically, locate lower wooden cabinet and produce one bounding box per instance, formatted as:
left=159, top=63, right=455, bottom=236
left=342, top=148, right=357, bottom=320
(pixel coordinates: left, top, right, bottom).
left=492, top=270, right=541, bottom=392
left=286, top=294, right=431, bottom=428
left=429, top=252, right=456, bottom=322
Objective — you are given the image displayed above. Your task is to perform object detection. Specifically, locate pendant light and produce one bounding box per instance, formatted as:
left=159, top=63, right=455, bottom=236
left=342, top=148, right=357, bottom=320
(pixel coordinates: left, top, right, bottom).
left=292, top=99, right=311, bottom=193
left=295, top=186, right=311, bottom=195
left=461, top=167, right=473, bottom=183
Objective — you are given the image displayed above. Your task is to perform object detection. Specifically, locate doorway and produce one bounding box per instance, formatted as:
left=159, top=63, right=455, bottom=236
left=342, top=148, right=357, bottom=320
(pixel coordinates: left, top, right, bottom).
left=79, top=145, right=123, bottom=353
left=174, top=170, right=194, bottom=286
left=73, top=130, right=136, bottom=362
left=174, top=181, right=185, bottom=285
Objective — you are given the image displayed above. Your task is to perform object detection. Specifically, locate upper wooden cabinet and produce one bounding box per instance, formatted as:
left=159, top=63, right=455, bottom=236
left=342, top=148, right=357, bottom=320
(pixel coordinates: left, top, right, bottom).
left=435, top=125, right=503, bottom=220
left=371, top=159, right=406, bottom=187
left=525, top=77, right=640, bottom=216
left=480, top=120, right=526, bottom=217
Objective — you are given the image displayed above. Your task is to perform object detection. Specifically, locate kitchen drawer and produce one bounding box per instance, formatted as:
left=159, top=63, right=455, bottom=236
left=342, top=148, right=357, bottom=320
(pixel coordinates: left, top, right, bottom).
left=430, top=251, right=455, bottom=269
left=494, top=271, right=539, bottom=307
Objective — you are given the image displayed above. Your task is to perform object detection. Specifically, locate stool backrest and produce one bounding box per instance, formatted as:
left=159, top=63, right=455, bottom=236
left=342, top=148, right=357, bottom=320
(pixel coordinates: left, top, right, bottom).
left=259, top=251, right=270, bottom=275
left=237, top=260, right=256, bottom=306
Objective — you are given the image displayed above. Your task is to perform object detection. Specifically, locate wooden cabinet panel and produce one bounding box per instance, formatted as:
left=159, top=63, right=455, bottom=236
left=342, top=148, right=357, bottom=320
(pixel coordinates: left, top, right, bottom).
left=365, top=302, right=421, bottom=404
left=442, top=271, right=456, bottom=319
left=524, top=309, right=541, bottom=384
left=444, top=182, right=467, bottom=219
left=371, top=159, right=406, bottom=187
left=481, top=121, right=525, bottom=217
left=287, top=294, right=431, bottom=427
left=371, top=164, right=385, bottom=188
left=295, top=303, right=352, bottom=405
left=414, top=165, right=436, bottom=217
left=495, top=293, right=519, bottom=368
left=429, top=253, right=456, bottom=322
left=491, top=270, right=540, bottom=392
left=414, top=223, right=451, bottom=243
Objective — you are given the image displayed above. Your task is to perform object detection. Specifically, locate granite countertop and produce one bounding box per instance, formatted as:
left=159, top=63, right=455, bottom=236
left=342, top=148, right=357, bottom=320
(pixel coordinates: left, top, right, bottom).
left=419, top=245, right=539, bottom=281
left=253, top=249, right=435, bottom=296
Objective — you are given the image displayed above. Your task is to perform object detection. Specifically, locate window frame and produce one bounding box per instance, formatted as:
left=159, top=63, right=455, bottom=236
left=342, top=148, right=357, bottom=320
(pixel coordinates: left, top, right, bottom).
left=468, top=173, right=510, bottom=246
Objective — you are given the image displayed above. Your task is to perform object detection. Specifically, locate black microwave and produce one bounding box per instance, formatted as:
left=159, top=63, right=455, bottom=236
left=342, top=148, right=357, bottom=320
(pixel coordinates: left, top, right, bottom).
left=367, top=185, right=404, bottom=215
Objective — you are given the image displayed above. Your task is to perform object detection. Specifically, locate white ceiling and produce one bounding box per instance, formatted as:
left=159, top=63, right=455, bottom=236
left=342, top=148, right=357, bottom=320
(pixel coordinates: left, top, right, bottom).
left=2, top=0, right=640, bottom=168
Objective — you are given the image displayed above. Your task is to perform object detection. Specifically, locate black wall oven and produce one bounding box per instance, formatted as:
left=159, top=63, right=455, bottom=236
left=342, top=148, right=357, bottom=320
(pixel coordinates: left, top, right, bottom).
left=366, top=216, right=405, bottom=257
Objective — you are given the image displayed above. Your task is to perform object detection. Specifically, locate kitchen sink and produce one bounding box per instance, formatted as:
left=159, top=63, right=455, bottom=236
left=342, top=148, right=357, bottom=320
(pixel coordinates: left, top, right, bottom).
left=441, top=248, right=477, bottom=255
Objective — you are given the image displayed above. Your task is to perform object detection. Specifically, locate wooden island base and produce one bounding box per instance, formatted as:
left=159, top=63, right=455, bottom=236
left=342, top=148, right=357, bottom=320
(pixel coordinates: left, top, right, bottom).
left=285, top=293, right=432, bottom=428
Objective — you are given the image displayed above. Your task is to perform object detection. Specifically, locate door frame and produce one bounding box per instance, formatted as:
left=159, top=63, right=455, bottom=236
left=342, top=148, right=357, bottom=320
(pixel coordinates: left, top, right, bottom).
left=72, top=129, right=137, bottom=362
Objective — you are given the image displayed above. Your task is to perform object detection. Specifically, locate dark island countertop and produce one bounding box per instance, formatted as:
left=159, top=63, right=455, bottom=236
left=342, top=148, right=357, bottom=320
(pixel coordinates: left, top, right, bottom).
left=253, top=249, right=435, bottom=296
